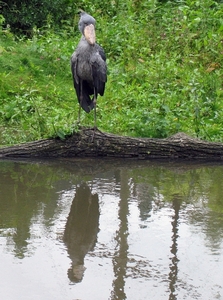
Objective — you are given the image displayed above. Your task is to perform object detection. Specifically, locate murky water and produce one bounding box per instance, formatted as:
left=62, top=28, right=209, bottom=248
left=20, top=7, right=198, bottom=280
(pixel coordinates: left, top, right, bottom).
left=0, top=158, right=223, bottom=300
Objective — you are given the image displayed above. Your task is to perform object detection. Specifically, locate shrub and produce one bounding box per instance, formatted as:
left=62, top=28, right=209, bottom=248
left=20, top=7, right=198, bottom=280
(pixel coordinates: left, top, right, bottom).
left=1, top=0, right=76, bottom=35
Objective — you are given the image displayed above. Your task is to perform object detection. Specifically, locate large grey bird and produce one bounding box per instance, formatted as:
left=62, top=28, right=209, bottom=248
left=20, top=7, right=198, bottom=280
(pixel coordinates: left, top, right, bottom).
left=71, top=11, right=107, bottom=128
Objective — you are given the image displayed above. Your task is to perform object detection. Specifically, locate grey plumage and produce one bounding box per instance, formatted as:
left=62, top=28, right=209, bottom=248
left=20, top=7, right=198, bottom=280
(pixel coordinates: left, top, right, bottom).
left=71, top=12, right=107, bottom=125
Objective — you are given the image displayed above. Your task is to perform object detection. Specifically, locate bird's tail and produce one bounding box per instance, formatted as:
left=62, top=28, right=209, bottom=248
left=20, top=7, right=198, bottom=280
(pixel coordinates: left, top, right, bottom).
left=79, top=82, right=96, bottom=112
left=79, top=93, right=95, bottom=113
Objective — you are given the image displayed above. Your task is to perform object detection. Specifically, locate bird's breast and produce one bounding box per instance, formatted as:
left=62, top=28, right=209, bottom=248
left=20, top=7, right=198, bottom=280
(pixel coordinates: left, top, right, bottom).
left=76, top=42, right=94, bottom=81
left=77, top=60, right=92, bottom=81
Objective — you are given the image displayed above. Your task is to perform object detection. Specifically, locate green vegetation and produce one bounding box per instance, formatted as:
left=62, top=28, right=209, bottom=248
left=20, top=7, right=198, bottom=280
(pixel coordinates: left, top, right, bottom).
left=0, top=0, right=223, bottom=145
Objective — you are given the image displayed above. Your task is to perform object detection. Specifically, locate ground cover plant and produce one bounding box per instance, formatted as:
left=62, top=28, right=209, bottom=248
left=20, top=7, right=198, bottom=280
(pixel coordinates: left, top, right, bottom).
left=0, top=0, right=223, bottom=145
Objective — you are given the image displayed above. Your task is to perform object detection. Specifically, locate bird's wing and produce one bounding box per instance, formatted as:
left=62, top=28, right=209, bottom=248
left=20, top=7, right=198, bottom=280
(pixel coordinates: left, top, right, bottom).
left=71, top=52, right=79, bottom=85
left=91, top=46, right=107, bottom=96
left=71, top=51, right=94, bottom=113
left=98, top=45, right=106, bottom=62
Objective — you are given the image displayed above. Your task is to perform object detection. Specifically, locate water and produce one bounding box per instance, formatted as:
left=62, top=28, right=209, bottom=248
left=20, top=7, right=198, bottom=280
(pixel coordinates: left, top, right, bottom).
left=0, top=159, right=223, bottom=300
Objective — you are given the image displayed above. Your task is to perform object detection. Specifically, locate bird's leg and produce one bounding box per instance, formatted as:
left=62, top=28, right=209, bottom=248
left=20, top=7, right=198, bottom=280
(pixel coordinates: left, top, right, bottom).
left=94, top=99, right=97, bottom=129
left=78, top=81, right=83, bottom=126
left=78, top=105, right=81, bottom=124
left=91, top=89, right=97, bottom=142
left=93, top=88, right=97, bottom=129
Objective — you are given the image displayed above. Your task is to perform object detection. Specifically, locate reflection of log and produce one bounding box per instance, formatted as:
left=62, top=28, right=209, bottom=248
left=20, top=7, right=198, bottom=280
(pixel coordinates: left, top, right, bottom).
left=1, top=128, right=223, bottom=160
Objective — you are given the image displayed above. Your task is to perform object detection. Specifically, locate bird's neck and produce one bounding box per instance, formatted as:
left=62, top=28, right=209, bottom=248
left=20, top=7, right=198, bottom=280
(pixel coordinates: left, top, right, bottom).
left=81, top=36, right=95, bottom=47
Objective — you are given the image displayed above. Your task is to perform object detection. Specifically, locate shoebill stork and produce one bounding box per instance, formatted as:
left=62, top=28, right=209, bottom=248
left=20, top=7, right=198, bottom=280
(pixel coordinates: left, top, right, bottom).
left=71, top=11, right=107, bottom=128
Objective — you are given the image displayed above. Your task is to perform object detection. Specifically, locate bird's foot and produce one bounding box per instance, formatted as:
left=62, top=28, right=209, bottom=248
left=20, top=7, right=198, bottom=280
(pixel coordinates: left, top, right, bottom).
left=90, top=126, right=107, bottom=142
left=71, top=121, right=81, bottom=132
left=90, top=126, right=97, bottom=142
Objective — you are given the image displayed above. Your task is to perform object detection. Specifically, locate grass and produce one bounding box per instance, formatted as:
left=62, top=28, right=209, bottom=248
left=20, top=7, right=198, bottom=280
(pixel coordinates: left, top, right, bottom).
left=0, top=28, right=78, bottom=144
left=0, top=0, right=223, bottom=145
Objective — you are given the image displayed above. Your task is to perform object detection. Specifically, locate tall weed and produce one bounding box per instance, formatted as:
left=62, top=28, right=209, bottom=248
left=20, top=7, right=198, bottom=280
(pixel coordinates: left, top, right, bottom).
left=0, top=0, right=223, bottom=144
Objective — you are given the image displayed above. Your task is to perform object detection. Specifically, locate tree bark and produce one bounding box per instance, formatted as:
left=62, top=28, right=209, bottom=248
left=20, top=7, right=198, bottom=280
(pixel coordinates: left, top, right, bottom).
left=0, top=128, right=223, bottom=160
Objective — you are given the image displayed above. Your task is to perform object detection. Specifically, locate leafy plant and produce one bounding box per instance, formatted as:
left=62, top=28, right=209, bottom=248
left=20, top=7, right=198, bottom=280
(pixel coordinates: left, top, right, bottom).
left=0, top=0, right=223, bottom=145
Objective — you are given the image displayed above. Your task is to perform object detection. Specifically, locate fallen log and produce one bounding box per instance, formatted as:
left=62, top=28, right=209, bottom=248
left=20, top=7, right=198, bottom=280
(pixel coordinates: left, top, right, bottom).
left=0, top=128, right=223, bottom=160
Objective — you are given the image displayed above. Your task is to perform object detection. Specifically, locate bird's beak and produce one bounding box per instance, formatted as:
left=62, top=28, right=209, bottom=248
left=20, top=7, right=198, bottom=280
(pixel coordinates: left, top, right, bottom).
left=84, top=24, right=96, bottom=45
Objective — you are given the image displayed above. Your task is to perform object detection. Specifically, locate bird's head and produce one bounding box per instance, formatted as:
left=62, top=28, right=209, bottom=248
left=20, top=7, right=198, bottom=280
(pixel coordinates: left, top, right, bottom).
left=78, top=11, right=96, bottom=45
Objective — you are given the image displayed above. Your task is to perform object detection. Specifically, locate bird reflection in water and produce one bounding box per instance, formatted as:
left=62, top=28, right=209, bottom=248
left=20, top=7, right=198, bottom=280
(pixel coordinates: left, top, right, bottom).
left=63, top=183, right=100, bottom=283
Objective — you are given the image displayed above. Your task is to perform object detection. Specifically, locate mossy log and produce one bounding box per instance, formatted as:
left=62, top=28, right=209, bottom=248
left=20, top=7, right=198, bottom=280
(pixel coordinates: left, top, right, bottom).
left=0, top=128, right=223, bottom=160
